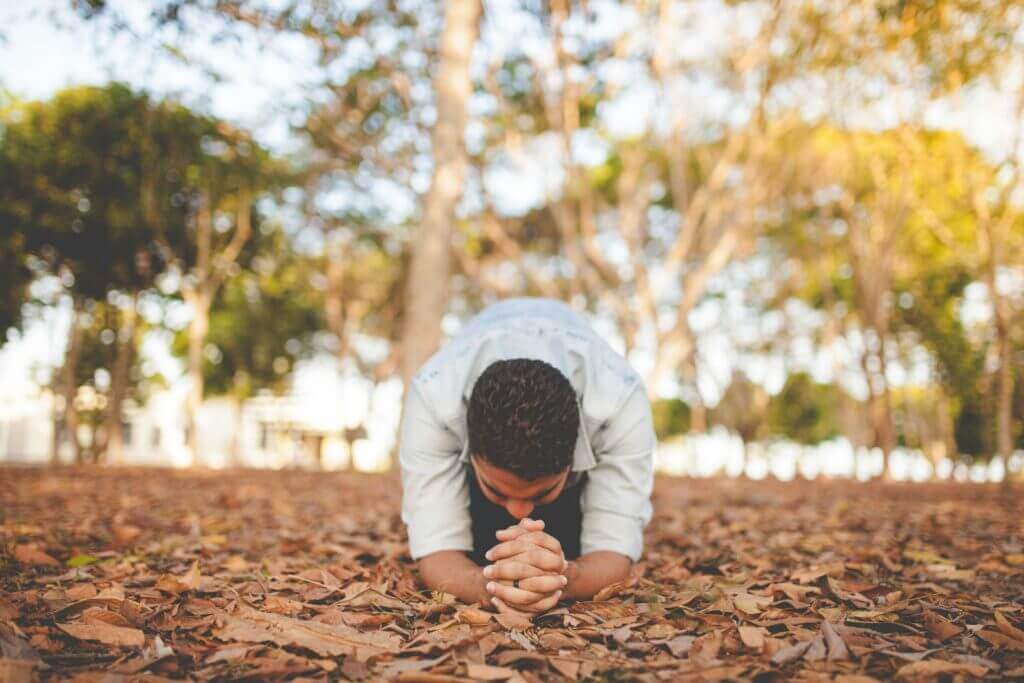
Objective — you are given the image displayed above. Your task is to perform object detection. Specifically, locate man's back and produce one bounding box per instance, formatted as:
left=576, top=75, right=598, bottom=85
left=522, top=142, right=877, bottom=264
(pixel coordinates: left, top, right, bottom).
left=412, top=297, right=642, bottom=433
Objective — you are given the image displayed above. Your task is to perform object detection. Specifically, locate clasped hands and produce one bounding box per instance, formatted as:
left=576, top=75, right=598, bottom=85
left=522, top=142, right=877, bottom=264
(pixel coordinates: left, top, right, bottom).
left=482, top=518, right=568, bottom=616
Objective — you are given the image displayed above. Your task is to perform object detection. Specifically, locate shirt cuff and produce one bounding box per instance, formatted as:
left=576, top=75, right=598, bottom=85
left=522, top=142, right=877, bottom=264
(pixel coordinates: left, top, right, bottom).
left=580, top=508, right=645, bottom=561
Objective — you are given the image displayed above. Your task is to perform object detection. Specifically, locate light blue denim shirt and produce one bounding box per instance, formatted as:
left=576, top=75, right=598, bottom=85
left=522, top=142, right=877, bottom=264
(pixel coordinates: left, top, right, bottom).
left=399, top=297, right=655, bottom=561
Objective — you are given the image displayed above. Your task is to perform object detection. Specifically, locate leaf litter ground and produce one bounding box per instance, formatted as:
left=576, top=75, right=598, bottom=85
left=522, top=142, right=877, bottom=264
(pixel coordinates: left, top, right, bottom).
left=1, top=467, right=1023, bottom=681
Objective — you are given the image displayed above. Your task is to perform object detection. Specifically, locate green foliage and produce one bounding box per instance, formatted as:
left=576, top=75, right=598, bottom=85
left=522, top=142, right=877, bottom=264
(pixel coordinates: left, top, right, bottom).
left=0, top=231, right=30, bottom=337
left=0, top=83, right=191, bottom=300
left=172, top=238, right=322, bottom=400
left=651, top=398, right=691, bottom=441
left=767, top=372, right=841, bottom=446
left=896, top=266, right=990, bottom=456
left=0, top=82, right=283, bottom=300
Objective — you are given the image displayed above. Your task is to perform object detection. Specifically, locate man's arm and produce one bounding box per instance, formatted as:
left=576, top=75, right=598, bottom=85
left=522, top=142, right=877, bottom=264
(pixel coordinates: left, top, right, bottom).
left=417, top=551, right=491, bottom=605
left=563, top=551, right=631, bottom=600
left=399, top=383, right=474, bottom=561
left=577, top=383, right=655, bottom=576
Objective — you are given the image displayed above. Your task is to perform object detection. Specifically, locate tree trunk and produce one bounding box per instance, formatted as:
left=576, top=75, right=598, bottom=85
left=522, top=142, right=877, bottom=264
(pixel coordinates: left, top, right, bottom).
left=101, top=294, right=139, bottom=465
left=875, top=334, right=898, bottom=477
left=58, top=297, right=86, bottom=466
left=186, top=291, right=211, bottom=465
left=859, top=341, right=896, bottom=479
left=995, top=314, right=1014, bottom=487
left=399, top=0, right=481, bottom=388
left=325, top=237, right=351, bottom=362
left=231, top=398, right=244, bottom=467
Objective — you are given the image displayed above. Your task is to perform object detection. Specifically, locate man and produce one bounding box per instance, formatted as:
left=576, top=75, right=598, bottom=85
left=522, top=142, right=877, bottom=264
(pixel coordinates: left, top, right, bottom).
left=399, top=298, right=655, bottom=617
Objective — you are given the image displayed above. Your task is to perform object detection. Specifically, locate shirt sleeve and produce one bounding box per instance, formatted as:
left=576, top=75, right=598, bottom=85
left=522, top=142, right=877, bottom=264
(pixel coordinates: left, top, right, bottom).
left=579, top=383, right=655, bottom=561
left=398, top=381, right=474, bottom=560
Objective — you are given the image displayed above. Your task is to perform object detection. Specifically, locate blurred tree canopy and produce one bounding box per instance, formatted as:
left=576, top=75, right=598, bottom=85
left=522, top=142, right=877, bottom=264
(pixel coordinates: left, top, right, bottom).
left=0, top=0, right=1022, bottom=477
left=0, top=82, right=283, bottom=464
left=767, top=372, right=841, bottom=447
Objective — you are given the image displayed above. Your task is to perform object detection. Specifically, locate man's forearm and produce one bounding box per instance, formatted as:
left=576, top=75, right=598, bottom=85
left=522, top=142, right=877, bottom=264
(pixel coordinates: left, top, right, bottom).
left=416, top=550, right=490, bottom=605
left=563, top=551, right=632, bottom=601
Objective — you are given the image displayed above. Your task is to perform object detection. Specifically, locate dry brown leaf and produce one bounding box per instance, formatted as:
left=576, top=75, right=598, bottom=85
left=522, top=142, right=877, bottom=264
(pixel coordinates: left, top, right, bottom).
left=455, top=607, right=493, bottom=626
left=733, top=593, right=771, bottom=615
left=538, top=631, right=584, bottom=650
left=339, top=583, right=410, bottom=610
left=13, top=545, right=59, bottom=567
left=770, top=582, right=820, bottom=603
left=922, top=610, right=963, bottom=642
left=771, top=639, right=812, bottom=665
left=216, top=605, right=400, bottom=659
left=0, top=659, right=36, bottom=683
left=690, top=630, right=723, bottom=667
left=791, top=563, right=844, bottom=584
left=65, top=583, right=98, bottom=601
left=665, top=634, right=696, bottom=657
left=57, top=622, right=145, bottom=648
left=548, top=657, right=580, bottom=679
left=994, top=610, right=1024, bottom=642
left=895, top=659, right=989, bottom=678
left=396, top=673, right=466, bottom=683
left=81, top=607, right=132, bottom=627
left=340, top=612, right=395, bottom=628
left=466, top=663, right=517, bottom=680
left=263, top=595, right=305, bottom=616
left=495, top=611, right=533, bottom=631
left=155, top=560, right=201, bottom=594
left=821, top=620, right=850, bottom=660
left=975, top=628, right=1024, bottom=651
left=804, top=634, right=827, bottom=662
left=0, top=624, right=38, bottom=661
left=610, top=625, right=632, bottom=643
left=738, top=626, right=765, bottom=651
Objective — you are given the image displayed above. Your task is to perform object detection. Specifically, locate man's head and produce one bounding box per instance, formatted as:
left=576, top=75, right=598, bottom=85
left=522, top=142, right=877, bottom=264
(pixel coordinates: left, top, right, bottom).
left=467, top=359, right=578, bottom=519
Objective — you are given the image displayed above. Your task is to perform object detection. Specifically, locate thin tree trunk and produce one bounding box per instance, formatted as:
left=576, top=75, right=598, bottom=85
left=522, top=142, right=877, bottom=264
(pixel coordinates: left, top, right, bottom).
left=399, top=0, right=481, bottom=388
left=101, top=294, right=139, bottom=465
left=231, top=398, right=244, bottom=467
left=994, top=306, right=1014, bottom=486
left=859, top=337, right=896, bottom=480
left=875, top=333, right=898, bottom=477
left=186, top=291, right=210, bottom=465
left=325, top=237, right=351, bottom=362
left=59, top=296, right=86, bottom=466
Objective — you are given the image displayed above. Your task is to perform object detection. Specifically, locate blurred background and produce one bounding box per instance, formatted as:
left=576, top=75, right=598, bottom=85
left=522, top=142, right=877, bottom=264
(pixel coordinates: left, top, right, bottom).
left=0, top=0, right=1021, bottom=483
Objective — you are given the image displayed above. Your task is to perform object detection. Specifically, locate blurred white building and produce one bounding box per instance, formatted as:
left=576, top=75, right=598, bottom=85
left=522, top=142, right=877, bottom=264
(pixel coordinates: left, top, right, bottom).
left=0, top=389, right=388, bottom=471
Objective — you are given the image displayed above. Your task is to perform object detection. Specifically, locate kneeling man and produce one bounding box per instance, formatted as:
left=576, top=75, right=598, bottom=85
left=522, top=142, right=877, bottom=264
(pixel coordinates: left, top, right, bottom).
left=399, top=298, right=655, bottom=617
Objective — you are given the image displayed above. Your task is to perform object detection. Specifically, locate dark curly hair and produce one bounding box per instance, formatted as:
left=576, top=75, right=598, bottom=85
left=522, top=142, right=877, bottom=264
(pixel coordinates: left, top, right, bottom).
left=467, top=359, right=579, bottom=479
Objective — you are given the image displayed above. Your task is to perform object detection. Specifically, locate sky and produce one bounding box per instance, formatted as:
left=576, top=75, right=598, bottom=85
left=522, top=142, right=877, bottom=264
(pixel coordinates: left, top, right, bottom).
left=0, top=0, right=1019, bottom=416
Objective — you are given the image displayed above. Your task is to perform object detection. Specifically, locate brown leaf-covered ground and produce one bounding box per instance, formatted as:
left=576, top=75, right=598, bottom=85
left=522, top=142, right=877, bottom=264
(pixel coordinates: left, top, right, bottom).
left=2, top=466, right=1023, bottom=682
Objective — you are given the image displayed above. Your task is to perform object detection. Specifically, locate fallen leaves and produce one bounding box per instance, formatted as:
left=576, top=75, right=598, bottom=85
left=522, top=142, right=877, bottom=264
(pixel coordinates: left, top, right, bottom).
left=13, top=544, right=59, bottom=567
left=215, top=605, right=402, bottom=660
left=493, top=611, right=533, bottom=631
left=923, top=609, right=963, bottom=641
left=1, top=467, right=1023, bottom=681
left=154, top=560, right=202, bottom=594
left=56, top=622, right=145, bottom=648
left=895, top=658, right=990, bottom=678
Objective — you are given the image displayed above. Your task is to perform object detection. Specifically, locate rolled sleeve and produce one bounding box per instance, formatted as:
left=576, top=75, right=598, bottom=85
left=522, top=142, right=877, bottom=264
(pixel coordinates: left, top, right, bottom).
left=580, top=384, right=655, bottom=561
left=399, top=382, right=473, bottom=560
